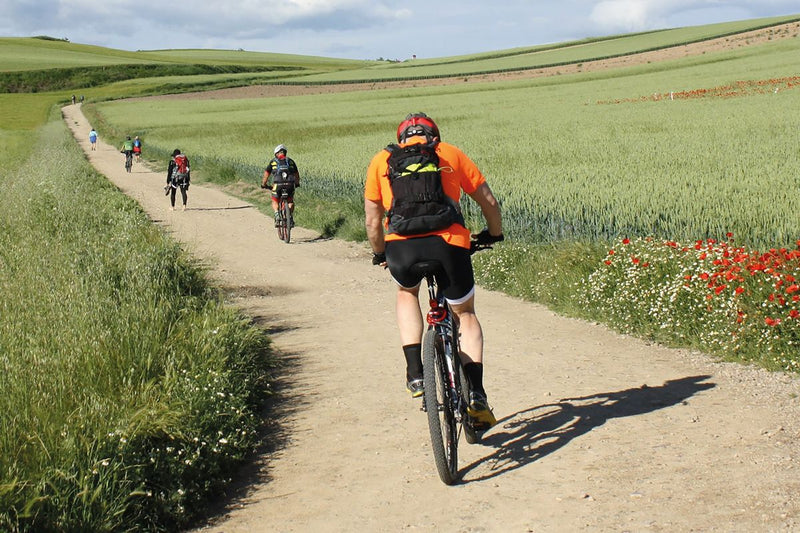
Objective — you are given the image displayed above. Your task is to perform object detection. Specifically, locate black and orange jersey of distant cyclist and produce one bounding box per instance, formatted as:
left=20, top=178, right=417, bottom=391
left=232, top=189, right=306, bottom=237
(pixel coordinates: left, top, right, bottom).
left=365, top=136, right=486, bottom=250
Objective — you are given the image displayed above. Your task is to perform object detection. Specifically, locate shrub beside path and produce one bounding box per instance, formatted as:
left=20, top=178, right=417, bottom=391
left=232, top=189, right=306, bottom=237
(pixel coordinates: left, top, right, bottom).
left=63, top=104, right=800, bottom=532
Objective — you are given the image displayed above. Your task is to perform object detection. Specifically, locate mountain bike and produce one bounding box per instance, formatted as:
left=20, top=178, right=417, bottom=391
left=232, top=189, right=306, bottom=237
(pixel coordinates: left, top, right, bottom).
left=123, top=151, right=133, bottom=173
left=274, top=185, right=294, bottom=244
left=417, top=240, right=493, bottom=485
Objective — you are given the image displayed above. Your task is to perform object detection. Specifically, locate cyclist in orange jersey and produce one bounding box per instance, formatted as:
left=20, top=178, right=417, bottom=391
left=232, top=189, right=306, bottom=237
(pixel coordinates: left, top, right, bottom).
left=365, top=112, right=504, bottom=430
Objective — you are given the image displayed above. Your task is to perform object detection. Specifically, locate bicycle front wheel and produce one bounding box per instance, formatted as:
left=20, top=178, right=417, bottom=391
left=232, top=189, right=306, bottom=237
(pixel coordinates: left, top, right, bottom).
left=282, top=198, right=292, bottom=243
left=423, top=327, right=459, bottom=485
left=275, top=202, right=287, bottom=242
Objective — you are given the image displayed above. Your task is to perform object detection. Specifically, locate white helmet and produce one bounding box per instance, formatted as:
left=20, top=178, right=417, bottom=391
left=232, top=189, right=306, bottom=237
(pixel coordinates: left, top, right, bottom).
left=273, top=144, right=287, bottom=156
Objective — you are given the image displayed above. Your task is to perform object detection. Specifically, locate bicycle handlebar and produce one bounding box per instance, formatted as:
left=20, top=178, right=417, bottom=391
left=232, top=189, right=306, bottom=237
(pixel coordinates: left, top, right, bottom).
left=470, top=228, right=504, bottom=255
left=469, top=241, right=495, bottom=255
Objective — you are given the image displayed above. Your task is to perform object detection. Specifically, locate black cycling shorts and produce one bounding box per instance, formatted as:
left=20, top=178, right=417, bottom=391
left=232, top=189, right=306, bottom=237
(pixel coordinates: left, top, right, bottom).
left=271, top=184, right=295, bottom=199
left=385, top=235, right=475, bottom=304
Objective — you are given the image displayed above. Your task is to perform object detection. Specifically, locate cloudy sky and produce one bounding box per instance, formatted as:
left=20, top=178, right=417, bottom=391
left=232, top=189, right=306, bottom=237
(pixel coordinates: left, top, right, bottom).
left=1, top=0, right=798, bottom=60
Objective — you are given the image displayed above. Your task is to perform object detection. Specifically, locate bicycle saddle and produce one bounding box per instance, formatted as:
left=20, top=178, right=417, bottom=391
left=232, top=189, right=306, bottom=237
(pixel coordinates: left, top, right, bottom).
left=409, top=260, right=445, bottom=278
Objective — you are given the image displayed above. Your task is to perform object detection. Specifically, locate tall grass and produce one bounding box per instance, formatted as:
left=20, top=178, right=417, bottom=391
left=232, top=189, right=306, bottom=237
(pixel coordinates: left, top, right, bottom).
left=92, top=35, right=800, bottom=250
left=0, top=116, right=272, bottom=531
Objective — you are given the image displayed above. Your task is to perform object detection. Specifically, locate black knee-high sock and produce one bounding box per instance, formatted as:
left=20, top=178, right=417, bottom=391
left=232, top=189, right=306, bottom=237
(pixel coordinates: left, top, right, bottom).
left=403, top=344, right=422, bottom=381
left=464, top=362, right=485, bottom=397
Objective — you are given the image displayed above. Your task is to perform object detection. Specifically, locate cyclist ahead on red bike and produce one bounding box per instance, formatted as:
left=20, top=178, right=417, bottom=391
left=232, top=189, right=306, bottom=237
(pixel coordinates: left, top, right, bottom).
left=261, top=144, right=301, bottom=227
left=364, top=112, right=504, bottom=430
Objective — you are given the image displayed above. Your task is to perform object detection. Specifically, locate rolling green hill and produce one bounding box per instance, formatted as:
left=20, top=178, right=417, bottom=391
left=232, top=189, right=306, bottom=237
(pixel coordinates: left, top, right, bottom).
left=2, top=14, right=798, bottom=94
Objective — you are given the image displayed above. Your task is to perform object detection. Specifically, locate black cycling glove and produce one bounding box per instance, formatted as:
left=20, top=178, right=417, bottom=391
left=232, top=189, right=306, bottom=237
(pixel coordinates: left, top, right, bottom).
left=372, top=252, right=386, bottom=265
left=472, top=229, right=505, bottom=245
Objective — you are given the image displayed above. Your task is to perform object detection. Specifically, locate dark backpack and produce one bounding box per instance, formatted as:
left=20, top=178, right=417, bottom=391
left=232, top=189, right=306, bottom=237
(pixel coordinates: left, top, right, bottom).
left=172, top=154, right=189, bottom=184
left=271, top=158, right=297, bottom=194
left=385, top=141, right=463, bottom=236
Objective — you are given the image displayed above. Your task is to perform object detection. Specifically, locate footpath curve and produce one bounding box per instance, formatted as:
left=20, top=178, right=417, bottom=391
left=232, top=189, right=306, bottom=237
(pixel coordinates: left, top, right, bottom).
left=63, top=104, right=800, bottom=532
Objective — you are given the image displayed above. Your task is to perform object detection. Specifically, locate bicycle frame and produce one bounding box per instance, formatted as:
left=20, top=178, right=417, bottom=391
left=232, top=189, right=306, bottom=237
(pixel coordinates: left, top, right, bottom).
left=422, top=273, right=467, bottom=426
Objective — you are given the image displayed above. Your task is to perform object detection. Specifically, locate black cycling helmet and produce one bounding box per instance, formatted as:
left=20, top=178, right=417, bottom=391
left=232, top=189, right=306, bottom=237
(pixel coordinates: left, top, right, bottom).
left=172, top=149, right=181, bottom=156
left=126, top=136, right=131, bottom=140
left=396, top=112, right=440, bottom=142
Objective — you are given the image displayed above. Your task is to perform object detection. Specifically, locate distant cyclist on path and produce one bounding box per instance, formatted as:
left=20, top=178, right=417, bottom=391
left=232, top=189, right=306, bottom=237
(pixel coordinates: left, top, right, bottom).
left=364, top=112, right=504, bottom=431
left=120, top=136, right=134, bottom=169
left=261, top=144, right=301, bottom=226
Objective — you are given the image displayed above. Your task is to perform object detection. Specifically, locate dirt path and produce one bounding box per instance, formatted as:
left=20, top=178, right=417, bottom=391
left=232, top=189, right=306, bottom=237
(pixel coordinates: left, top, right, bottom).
left=63, top=104, right=800, bottom=532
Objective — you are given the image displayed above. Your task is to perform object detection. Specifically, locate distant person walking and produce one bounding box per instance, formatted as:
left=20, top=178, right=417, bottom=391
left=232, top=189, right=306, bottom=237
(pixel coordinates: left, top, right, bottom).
left=165, top=149, right=190, bottom=211
left=71, top=94, right=76, bottom=105
left=133, top=136, right=142, bottom=163
left=89, top=128, right=98, bottom=151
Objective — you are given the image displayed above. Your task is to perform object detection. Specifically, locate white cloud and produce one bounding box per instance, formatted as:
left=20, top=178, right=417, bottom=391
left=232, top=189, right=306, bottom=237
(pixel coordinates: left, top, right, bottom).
left=590, top=0, right=652, bottom=32
left=589, top=0, right=800, bottom=34
left=1, top=0, right=797, bottom=59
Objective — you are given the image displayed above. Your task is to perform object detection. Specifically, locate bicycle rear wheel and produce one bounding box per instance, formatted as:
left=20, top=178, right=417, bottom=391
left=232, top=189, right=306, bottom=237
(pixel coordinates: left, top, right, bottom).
left=422, top=327, right=459, bottom=485
left=125, top=154, right=132, bottom=172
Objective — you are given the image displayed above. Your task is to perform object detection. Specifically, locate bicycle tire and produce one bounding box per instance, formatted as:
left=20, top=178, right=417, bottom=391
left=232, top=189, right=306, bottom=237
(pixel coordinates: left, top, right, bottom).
left=125, top=154, right=132, bottom=173
left=275, top=200, right=287, bottom=241
left=282, top=197, right=292, bottom=243
left=422, top=328, right=459, bottom=485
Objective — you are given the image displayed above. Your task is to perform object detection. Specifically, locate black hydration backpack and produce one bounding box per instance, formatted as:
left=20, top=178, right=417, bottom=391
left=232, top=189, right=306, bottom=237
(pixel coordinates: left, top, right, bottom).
left=385, top=141, right=464, bottom=236
left=271, top=157, right=297, bottom=194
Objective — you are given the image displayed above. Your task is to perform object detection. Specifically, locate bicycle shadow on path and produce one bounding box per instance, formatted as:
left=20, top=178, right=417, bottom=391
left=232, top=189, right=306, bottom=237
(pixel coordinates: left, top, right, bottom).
left=461, top=375, right=715, bottom=483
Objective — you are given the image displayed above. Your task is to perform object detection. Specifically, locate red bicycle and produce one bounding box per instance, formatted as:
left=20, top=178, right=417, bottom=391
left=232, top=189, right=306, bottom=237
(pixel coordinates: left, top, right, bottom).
left=417, top=240, right=493, bottom=484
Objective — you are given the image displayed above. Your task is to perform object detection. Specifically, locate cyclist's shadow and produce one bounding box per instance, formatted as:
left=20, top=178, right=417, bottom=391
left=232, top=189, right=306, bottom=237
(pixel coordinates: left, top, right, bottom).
left=460, top=375, right=715, bottom=482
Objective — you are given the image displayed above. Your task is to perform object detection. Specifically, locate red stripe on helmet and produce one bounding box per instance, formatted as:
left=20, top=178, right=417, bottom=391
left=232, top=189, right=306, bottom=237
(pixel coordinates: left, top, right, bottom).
left=396, top=114, right=440, bottom=142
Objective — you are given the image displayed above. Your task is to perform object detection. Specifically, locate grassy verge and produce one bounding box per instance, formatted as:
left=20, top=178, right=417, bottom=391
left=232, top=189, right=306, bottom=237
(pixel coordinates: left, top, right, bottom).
left=0, top=114, right=273, bottom=532
left=473, top=236, right=800, bottom=371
